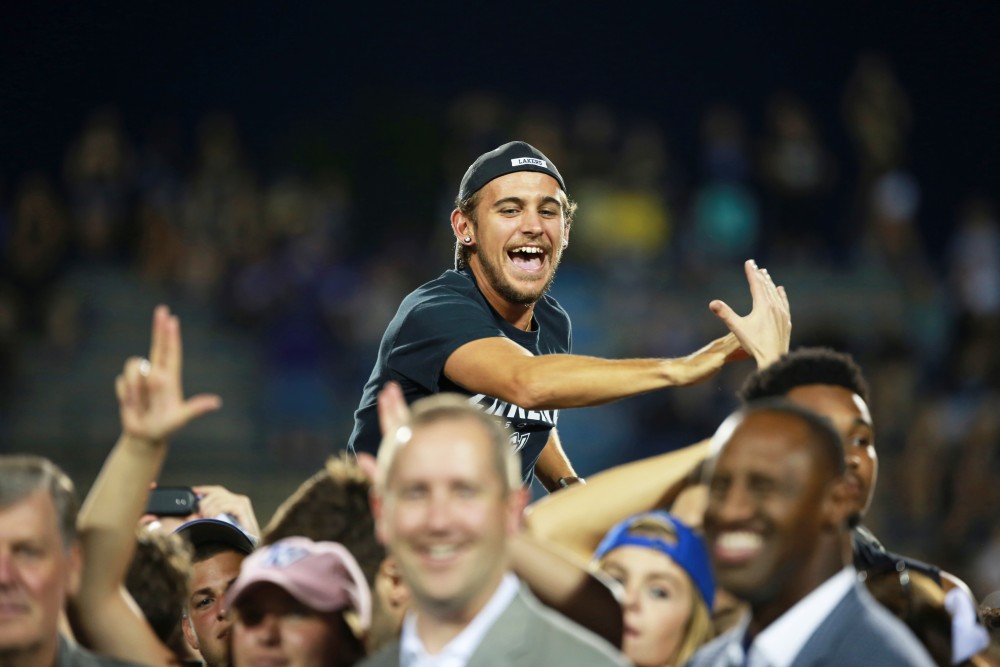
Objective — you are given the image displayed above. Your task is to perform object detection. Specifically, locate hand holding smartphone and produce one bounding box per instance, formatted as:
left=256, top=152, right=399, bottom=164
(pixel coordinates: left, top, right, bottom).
left=145, top=487, right=199, bottom=517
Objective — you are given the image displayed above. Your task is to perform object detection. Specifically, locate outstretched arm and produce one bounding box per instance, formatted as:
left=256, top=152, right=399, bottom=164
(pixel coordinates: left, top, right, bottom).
left=525, top=440, right=710, bottom=561
left=70, top=305, right=221, bottom=666
left=509, top=532, right=624, bottom=647
left=533, top=430, right=581, bottom=493
left=443, top=260, right=788, bottom=410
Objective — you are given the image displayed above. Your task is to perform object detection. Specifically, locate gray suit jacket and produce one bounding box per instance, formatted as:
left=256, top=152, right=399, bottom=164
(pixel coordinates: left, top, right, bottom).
left=359, top=584, right=630, bottom=667
left=685, top=583, right=935, bottom=666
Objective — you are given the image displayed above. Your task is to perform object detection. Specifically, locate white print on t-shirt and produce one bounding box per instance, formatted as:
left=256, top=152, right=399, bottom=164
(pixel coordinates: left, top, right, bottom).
left=466, top=393, right=558, bottom=454
left=507, top=431, right=530, bottom=453
left=466, top=394, right=558, bottom=424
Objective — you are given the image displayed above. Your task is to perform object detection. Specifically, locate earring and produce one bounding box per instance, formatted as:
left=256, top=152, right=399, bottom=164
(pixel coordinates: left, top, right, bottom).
left=464, top=236, right=472, bottom=243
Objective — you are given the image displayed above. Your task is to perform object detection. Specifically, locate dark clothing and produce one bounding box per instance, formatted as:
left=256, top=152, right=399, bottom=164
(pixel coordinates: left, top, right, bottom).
left=57, top=635, right=147, bottom=667
left=853, top=524, right=942, bottom=584
left=348, top=267, right=572, bottom=484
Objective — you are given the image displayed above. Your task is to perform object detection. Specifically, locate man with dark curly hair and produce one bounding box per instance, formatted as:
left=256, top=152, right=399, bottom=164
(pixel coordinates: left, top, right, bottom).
left=125, top=530, right=192, bottom=658
left=261, top=453, right=403, bottom=654
left=739, top=346, right=990, bottom=664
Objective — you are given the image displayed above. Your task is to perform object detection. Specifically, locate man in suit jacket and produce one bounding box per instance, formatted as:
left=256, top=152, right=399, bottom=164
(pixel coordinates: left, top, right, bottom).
left=360, top=393, right=628, bottom=667
left=686, top=400, right=934, bottom=666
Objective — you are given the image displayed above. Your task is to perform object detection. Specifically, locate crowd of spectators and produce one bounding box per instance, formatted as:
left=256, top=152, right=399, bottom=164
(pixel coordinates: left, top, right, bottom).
left=1, top=52, right=998, bottom=600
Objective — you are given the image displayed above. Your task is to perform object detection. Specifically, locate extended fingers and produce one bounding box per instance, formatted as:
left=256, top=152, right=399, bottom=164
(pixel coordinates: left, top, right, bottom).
left=123, top=356, right=150, bottom=408
left=356, top=452, right=378, bottom=483
left=167, top=312, right=183, bottom=377
left=777, top=285, right=790, bottom=314
left=115, top=373, right=128, bottom=404
left=377, top=381, right=410, bottom=437
left=709, top=299, right=738, bottom=326
left=149, top=305, right=170, bottom=370
left=184, top=393, right=223, bottom=421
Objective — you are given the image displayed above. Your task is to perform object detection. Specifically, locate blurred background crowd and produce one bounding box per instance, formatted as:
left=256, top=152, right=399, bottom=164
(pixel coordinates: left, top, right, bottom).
left=1, top=2, right=998, bottom=603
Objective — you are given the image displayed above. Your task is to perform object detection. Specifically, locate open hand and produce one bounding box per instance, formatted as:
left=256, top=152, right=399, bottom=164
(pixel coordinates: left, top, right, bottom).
left=116, top=305, right=222, bottom=443
left=709, top=259, right=791, bottom=368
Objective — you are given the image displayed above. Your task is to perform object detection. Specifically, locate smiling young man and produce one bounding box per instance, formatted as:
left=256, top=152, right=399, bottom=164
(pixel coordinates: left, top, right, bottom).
left=348, top=141, right=792, bottom=491
left=738, top=349, right=890, bottom=567
left=361, top=393, right=629, bottom=667
left=687, top=400, right=934, bottom=666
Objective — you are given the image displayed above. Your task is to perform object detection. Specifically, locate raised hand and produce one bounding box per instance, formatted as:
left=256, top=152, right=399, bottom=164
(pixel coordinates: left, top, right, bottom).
left=191, top=484, right=260, bottom=536
left=377, top=380, right=411, bottom=439
left=709, top=259, right=792, bottom=368
left=116, top=305, right=222, bottom=443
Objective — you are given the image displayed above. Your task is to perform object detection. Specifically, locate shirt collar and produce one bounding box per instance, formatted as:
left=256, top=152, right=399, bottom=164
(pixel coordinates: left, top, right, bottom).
left=724, top=567, right=857, bottom=667
left=401, top=573, right=520, bottom=667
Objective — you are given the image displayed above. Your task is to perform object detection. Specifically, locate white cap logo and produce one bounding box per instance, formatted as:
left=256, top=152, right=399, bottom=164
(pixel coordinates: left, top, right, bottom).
left=511, top=157, right=547, bottom=168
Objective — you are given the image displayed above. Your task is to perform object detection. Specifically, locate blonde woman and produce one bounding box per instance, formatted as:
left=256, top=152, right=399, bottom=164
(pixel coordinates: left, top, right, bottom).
left=593, top=511, right=715, bottom=667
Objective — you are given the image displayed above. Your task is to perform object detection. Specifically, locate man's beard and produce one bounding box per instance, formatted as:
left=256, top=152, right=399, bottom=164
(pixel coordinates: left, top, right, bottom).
left=475, top=246, right=563, bottom=306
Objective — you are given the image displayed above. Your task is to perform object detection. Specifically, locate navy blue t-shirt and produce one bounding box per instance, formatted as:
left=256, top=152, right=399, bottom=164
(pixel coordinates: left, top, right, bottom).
left=347, top=267, right=572, bottom=484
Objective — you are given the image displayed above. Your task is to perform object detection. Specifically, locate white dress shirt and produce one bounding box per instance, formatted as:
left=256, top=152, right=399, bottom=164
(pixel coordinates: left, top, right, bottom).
left=400, top=573, right=520, bottom=667
left=722, top=566, right=858, bottom=667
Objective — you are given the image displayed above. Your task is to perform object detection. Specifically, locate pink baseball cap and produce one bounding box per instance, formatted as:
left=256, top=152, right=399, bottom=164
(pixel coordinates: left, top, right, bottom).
left=224, top=537, right=371, bottom=630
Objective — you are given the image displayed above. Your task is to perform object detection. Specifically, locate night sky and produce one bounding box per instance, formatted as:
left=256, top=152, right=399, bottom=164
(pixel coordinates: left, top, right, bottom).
left=2, top=1, right=998, bottom=244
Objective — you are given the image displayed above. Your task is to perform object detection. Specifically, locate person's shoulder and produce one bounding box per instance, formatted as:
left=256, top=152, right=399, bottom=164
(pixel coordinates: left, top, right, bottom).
left=685, top=626, right=739, bottom=666
left=512, top=586, right=630, bottom=665
left=416, top=268, right=477, bottom=294
left=533, top=292, right=571, bottom=345
left=401, top=269, right=483, bottom=311
left=819, top=583, right=936, bottom=665
left=536, top=290, right=569, bottom=318
left=355, top=638, right=401, bottom=667
left=57, top=635, right=150, bottom=667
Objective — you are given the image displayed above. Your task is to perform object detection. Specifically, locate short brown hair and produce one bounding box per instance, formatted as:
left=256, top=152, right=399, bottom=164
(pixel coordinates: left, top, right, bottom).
left=262, top=452, right=384, bottom=587
left=127, top=529, right=192, bottom=651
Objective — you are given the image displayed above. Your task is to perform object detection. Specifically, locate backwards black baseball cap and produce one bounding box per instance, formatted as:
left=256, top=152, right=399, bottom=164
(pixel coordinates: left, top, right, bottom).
left=458, top=141, right=566, bottom=201
left=175, top=517, right=257, bottom=555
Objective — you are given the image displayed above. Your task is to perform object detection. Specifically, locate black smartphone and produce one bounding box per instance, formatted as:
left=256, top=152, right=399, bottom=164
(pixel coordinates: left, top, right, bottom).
left=146, top=486, right=199, bottom=516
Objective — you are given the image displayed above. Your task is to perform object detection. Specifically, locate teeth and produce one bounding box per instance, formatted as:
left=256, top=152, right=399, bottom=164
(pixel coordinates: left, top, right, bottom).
left=717, top=531, right=763, bottom=550
left=427, top=545, right=457, bottom=559
left=512, top=247, right=544, bottom=254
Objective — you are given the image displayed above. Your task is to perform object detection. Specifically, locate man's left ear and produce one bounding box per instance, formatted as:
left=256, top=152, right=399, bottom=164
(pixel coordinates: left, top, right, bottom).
left=450, top=208, right=474, bottom=244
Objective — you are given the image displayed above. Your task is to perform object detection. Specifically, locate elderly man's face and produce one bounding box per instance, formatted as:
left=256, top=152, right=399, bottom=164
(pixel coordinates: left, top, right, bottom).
left=0, top=490, right=80, bottom=656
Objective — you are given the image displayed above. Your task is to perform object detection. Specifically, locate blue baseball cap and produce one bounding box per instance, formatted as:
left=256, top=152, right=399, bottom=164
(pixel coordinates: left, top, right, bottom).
left=594, top=511, right=715, bottom=611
